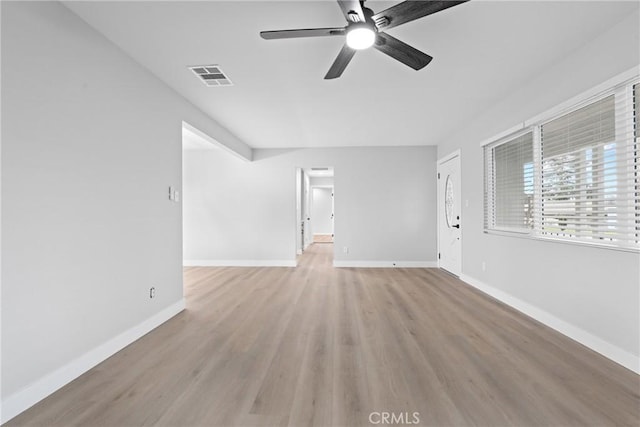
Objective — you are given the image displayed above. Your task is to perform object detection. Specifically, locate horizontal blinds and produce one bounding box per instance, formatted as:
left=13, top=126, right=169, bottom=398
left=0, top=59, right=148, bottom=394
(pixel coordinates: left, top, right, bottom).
left=535, top=88, right=638, bottom=249
left=635, top=83, right=639, bottom=246
left=483, top=147, right=492, bottom=230
left=541, top=95, right=615, bottom=157
left=484, top=78, right=639, bottom=250
left=484, top=132, right=533, bottom=231
left=635, top=83, right=639, bottom=138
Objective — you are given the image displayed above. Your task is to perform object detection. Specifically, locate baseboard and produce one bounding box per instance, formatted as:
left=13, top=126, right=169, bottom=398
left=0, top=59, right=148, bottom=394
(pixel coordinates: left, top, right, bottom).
left=459, top=274, right=639, bottom=374
left=1, top=299, right=185, bottom=424
left=333, top=260, right=437, bottom=268
left=183, top=260, right=296, bottom=267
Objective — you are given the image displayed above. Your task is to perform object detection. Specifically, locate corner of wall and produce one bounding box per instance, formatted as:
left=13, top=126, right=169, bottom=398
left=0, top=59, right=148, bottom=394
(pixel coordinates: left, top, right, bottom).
left=0, top=300, right=185, bottom=424
left=459, top=273, right=639, bottom=374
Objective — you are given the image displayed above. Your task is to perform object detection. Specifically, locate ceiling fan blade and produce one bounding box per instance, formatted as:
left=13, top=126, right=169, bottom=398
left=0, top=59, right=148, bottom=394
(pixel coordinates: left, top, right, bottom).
left=372, top=1, right=468, bottom=31
left=324, top=44, right=356, bottom=79
left=374, top=32, right=432, bottom=70
left=337, top=0, right=366, bottom=23
left=260, top=27, right=346, bottom=40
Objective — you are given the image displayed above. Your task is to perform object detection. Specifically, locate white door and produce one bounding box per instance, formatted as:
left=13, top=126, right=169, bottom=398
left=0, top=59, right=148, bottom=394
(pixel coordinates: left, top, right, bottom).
left=296, top=168, right=303, bottom=254
left=331, top=189, right=334, bottom=239
left=311, top=187, right=334, bottom=242
left=438, top=152, right=462, bottom=275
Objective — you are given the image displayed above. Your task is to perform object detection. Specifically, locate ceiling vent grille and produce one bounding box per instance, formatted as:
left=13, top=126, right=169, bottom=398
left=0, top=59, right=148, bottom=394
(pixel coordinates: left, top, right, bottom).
left=189, top=65, right=233, bottom=87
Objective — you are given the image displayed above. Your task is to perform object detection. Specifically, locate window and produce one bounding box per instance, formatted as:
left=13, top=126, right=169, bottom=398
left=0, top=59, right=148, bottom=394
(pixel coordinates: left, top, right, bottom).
left=484, top=75, right=639, bottom=251
left=484, top=132, right=534, bottom=232
left=635, top=83, right=639, bottom=136
left=538, top=96, right=617, bottom=242
left=634, top=83, right=639, bottom=243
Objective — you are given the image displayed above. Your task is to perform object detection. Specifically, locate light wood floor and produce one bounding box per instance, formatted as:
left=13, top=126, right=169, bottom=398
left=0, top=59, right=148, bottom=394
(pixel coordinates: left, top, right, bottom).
left=7, top=243, right=639, bottom=426
left=313, top=234, right=334, bottom=243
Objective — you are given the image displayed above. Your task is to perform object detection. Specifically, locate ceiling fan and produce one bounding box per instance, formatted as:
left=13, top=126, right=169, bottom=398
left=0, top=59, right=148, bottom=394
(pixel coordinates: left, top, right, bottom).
left=260, top=0, right=469, bottom=79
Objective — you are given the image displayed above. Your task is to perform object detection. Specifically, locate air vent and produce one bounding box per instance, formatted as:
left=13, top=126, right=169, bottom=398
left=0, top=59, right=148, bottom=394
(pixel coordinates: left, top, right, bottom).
left=189, top=65, right=233, bottom=87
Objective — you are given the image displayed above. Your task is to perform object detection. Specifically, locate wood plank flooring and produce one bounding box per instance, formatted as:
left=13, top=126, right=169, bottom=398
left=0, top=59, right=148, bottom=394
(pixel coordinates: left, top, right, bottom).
left=7, top=243, right=639, bottom=426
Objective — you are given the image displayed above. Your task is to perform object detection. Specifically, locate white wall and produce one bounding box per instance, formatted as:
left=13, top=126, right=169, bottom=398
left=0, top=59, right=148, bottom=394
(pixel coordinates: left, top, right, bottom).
left=183, top=146, right=437, bottom=267
left=311, top=187, right=333, bottom=235
left=309, top=176, right=334, bottom=187
left=1, top=1, right=250, bottom=421
left=437, top=12, right=640, bottom=370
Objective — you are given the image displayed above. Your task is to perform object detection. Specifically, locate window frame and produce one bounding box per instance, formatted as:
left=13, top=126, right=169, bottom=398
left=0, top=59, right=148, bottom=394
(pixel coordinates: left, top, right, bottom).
left=482, top=67, right=640, bottom=252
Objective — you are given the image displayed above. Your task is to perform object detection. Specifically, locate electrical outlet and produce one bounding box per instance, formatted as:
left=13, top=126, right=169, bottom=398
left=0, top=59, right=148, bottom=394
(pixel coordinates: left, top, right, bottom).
left=150, top=287, right=156, bottom=299
left=482, top=262, right=486, bottom=272
left=343, top=246, right=349, bottom=254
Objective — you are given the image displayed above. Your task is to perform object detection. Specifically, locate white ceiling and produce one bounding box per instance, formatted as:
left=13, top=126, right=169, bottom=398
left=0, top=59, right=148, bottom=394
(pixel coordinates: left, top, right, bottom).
left=64, top=1, right=637, bottom=149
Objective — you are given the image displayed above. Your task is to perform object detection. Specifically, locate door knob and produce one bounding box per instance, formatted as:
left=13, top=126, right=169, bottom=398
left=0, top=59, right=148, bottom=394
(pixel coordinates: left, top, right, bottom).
left=452, top=224, right=460, bottom=229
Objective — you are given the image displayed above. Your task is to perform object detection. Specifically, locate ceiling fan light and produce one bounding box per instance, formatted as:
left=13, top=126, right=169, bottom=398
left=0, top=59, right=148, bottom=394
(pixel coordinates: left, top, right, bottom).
left=346, top=27, right=375, bottom=50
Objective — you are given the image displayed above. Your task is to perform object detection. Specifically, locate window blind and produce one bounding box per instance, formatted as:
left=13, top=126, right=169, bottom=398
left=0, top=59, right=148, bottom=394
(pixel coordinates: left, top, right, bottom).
left=484, top=76, right=639, bottom=251
left=635, top=83, right=639, bottom=137
left=634, top=84, right=639, bottom=244
left=484, top=132, right=534, bottom=232
left=535, top=90, right=638, bottom=248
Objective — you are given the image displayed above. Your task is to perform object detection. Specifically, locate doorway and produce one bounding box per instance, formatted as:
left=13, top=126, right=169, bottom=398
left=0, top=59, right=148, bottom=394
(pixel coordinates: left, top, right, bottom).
left=311, top=187, right=334, bottom=243
left=437, top=151, right=462, bottom=276
left=295, top=167, right=334, bottom=255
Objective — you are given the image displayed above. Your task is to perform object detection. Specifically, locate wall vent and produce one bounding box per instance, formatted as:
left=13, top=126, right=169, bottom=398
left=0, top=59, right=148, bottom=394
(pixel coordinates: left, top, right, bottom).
left=189, top=65, right=233, bottom=87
